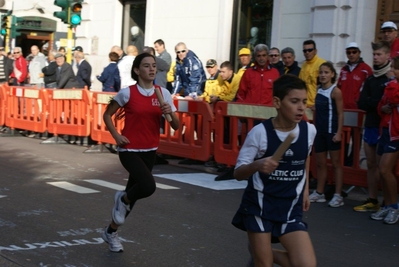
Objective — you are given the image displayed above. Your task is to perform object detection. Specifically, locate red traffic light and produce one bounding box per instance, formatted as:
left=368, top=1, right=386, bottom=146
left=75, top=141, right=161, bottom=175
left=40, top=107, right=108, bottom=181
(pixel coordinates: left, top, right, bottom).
left=72, top=3, right=82, bottom=12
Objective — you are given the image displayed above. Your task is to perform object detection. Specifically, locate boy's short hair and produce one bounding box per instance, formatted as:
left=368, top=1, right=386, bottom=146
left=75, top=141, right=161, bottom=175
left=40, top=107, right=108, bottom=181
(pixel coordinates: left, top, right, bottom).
left=371, top=41, right=391, bottom=54
left=273, top=74, right=307, bottom=100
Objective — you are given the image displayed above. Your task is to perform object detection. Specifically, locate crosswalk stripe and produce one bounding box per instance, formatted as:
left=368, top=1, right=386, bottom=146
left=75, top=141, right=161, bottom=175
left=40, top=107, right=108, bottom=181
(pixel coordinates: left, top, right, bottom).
left=155, top=183, right=179, bottom=190
left=84, top=179, right=125, bottom=190
left=47, top=182, right=100, bottom=194
left=0, top=195, right=6, bottom=198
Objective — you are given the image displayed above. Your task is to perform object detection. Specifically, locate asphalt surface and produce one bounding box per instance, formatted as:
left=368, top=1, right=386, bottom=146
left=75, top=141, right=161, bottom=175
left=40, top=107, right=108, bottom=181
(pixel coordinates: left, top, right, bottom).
left=0, top=134, right=398, bottom=267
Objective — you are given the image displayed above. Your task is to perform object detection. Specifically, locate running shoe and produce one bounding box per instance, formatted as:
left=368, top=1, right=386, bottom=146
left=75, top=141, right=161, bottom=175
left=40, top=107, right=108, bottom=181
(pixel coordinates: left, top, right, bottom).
left=370, top=207, right=389, bottom=221
left=383, top=208, right=399, bottom=225
left=112, top=191, right=130, bottom=226
left=353, top=198, right=380, bottom=212
left=328, top=194, right=344, bottom=207
left=309, top=190, right=326, bottom=203
left=102, top=227, right=124, bottom=252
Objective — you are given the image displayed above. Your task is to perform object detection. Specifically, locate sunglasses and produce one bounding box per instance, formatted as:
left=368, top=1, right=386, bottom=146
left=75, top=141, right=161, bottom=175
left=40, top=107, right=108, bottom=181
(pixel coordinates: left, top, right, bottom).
left=302, top=48, right=315, bottom=53
left=381, top=29, right=396, bottom=33
left=176, top=50, right=186, bottom=54
left=13, top=52, right=20, bottom=54
left=346, top=50, right=359, bottom=55
left=269, top=54, right=279, bottom=57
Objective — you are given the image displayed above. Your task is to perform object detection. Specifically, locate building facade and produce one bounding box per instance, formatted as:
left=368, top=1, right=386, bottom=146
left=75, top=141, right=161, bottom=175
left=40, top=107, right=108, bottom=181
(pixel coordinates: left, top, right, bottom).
left=0, top=0, right=390, bottom=91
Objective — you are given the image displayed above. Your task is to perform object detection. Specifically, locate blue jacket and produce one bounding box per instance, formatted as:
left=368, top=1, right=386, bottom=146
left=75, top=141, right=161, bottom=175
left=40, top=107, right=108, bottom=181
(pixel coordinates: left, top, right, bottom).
left=97, top=62, right=120, bottom=92
left=173, top=50, right=206, bottom=96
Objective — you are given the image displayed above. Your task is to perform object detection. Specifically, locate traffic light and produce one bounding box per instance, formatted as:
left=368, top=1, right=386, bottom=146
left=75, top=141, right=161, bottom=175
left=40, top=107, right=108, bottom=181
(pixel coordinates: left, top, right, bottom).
left=53, top=0, right=69, bottom=24
left=1, top=14, right=7, bottom=36
left=69, top=1, right=83, bottom=27
left=10, top=16, right=23, bottom=38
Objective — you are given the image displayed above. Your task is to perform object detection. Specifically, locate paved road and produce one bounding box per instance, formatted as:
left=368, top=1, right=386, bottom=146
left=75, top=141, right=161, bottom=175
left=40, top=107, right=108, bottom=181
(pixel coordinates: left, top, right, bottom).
left=0, top=135, right=398, bottom=267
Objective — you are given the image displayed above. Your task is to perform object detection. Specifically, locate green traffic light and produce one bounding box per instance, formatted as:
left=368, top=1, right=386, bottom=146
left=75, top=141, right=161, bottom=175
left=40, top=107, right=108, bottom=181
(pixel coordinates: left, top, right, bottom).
left=0, top=29, right=6, bottom=35
left=70, top=14, right=81, bottom=25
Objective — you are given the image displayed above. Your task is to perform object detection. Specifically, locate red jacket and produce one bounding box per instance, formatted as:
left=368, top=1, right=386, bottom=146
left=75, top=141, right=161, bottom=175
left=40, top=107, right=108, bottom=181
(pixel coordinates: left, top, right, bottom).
left=11, top=56, right=28, bottom=83
left=391, top=38, right=399, bottom=59
left=337, top=60, right=372, bottom=109
left=379, top=79, right=399, bottom=141
left=236, top=63, right=279, bottom=105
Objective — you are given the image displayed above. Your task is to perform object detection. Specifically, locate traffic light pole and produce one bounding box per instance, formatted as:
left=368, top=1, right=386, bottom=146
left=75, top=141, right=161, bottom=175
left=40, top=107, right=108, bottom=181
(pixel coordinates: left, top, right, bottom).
left=66, top=26, right=73, bottom=64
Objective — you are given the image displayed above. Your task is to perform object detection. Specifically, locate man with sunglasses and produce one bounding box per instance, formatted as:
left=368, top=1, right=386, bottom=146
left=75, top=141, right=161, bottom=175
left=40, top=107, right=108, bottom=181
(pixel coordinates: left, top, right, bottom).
left=299, top=39, right=326, bottom=107
left=268, top=47, right=284, bottom=75
left=10, top=47, right=27, bottom=86
left=381, top=21, right=399, bottom=58
left=337, top=42, right=372, bottom=166
left=172, top=42, right=206, bottom=99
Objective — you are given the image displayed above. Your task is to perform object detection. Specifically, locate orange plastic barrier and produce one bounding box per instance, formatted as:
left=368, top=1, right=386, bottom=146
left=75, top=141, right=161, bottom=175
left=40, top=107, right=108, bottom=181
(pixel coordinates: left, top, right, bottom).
left=157, top=99, right=214, bottom=161
left=4, top=84, right=48, bottom=133
left=46, top=89, right=91, bottom=137
left=0, top=84, right=6, bottom=126
left=90, top=91, right=124, bottom=145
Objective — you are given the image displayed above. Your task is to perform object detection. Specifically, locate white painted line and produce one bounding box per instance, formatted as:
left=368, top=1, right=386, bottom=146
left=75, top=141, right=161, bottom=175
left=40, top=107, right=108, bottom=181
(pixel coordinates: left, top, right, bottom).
left=155, top=183, right=180, bottom=190
left=83, top=179, right=125, bottom=191
left=155, top=173, right=247, bottom=190
left=0, top=195, right=6, bottom=198
left=47, top=182, right=100, bottom=194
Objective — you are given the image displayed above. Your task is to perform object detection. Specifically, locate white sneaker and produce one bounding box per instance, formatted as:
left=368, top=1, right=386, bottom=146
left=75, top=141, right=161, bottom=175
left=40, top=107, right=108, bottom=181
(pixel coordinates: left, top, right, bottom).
left=309, top=190, right=326, bottom=203
left=102, top=227, right=124, bottom=252
left=112, top=191, right=130, bottom=226
left=328, top=194, right=344, bottom=207
left=383, top=208, right=399, bottom=225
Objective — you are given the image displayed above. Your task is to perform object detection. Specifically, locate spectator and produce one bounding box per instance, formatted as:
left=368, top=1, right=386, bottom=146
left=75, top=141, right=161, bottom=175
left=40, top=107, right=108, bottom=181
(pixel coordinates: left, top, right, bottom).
left=236, top=44, right=279, bottom=105
left=0, top=47, right=13, bottom=84
left=380, top=21, right=399, bottom=58
left=172, top=42, right=206, bottom=98
left=281, top=47, right=301, bottom=76
left=111, top=45, right=127, bottom=61
left=217, top=61, right=241, bottom=102
left=28, top=45, right=47, bottom=88
left=142, top=46, right=170, bottom=88
left=269, top=47, right=284, bottom=75
left=236, top=48, right=252, bottom=78
left=199, top=59, right=223, bottom=103
left=118, top=45, right=137, bottom=88
left=373, top=57, right=399, bottom=224
left=356, top=41, right=391, bottom=212
left=309, top=62, right=344, bottom=207
left=72, top=46, right=84, bottom=75
left=337, top=42, right=372, bottom=166
left=97, top=52, right=120, bottom=92
left=299, top=40, right=326, bottom=107
left=55, top=53, right=80, bottom=89
left=41, top=51, right=58, bottom=88
left=10, top=47, right=27, bottom=86
left=154, top=39, right=172, bottom=66
left=166, top=60, right=176, bottom=93
left=58, top=47, right=66, bottom=55
left=74, top=51, right=92, bottom=89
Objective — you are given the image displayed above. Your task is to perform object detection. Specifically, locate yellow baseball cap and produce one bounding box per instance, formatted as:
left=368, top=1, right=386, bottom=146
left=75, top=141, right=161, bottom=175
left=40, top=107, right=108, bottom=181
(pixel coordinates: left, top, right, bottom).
left=239, top=48, right=251, bottom=56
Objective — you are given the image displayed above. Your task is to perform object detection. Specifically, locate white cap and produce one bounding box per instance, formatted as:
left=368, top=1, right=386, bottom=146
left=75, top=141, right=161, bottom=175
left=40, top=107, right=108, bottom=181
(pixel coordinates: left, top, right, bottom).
left=346, top=42, right=360, bottom=50
left=381, top=21, right=398, bottom=30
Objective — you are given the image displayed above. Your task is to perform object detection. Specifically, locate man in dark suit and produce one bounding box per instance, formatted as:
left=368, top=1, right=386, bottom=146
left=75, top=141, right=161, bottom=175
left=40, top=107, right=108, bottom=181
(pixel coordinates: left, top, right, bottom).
left=0, top=47, right=13, bottom=84
left=55, top=53, right=80, bottom=89
left=74, top=51, right=92, bottom=89
left=41, top=51, right=58, bottom=88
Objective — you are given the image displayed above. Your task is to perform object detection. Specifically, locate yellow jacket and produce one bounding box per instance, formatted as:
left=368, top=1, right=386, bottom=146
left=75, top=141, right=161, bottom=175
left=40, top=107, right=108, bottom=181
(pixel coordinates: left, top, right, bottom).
left=167, top=61, right=176, bottom=83
left=219, top=73, right=241, bottom=102
left=201, top=74, right=224, bottom=103
left=298, top=55, right=326, bottom=107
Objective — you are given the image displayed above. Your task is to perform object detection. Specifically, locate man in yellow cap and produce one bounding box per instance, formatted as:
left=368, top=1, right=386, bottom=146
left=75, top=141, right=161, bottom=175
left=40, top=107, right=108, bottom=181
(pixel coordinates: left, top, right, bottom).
left=236, top=48, right=253, bottom=78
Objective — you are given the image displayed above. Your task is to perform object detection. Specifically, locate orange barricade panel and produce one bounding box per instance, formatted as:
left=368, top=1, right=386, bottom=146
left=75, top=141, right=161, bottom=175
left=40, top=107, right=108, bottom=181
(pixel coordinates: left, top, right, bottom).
left=90, top=92, right=124, bottom=145
left=4, top=85, right=48, bottom=133
left=46, top=89, right=91, bottom=137
left=157, top=99, right=214, bottom=162
left=0, top=84, right=6, bottom=126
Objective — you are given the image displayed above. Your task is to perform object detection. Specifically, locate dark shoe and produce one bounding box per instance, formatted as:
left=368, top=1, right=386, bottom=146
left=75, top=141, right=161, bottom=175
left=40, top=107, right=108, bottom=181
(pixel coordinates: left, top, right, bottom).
left=178, top=158, right=203, bottom=165
left=215, top=168, right=234, bottom=181
left=155, top=155, right=169, bottom=165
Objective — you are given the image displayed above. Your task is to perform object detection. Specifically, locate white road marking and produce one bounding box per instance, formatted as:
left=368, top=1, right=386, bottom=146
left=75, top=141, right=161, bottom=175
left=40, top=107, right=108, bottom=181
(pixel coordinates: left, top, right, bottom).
left=84, top=179, right=125, bottom=190
left=155, top=183, right=179, bottom=190
left=47, top=182, right=100, bottom=194
left=154, top=173, right=247, bottom=190
left=0, top=195, right=6, bottom=198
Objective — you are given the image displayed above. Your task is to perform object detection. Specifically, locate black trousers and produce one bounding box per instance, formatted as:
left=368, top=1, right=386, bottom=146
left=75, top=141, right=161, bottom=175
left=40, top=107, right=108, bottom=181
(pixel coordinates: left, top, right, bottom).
left=118, top=150, right=157, bottom=210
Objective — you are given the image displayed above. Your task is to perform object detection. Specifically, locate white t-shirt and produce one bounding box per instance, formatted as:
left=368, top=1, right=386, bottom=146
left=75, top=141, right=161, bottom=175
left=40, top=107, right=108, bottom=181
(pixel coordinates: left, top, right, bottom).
left=235, top=122, right=317, bottom=169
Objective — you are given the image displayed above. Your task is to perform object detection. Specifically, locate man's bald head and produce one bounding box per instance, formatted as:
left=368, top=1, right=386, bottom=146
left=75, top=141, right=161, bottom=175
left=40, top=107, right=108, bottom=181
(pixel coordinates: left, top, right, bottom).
left=126, top=45, right=138, bottom=56
left=111, top=45, right=123, bottom=57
